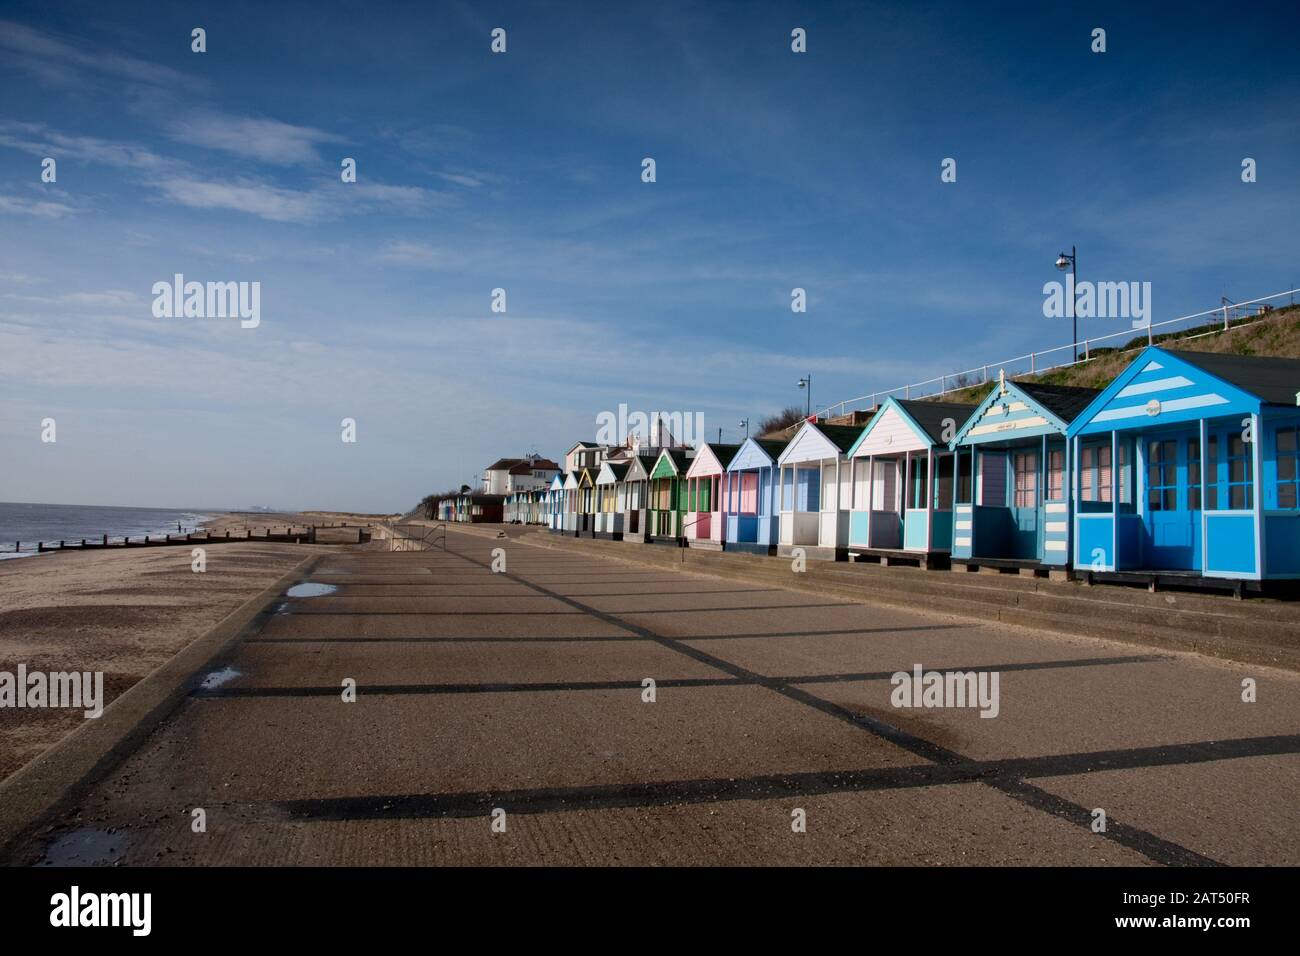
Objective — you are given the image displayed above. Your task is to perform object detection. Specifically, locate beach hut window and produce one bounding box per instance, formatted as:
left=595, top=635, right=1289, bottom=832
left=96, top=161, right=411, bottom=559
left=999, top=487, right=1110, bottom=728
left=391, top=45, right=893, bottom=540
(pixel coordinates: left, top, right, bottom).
left=1226, top=436, right=1254, bottom=509
left=1146, top=440, right=1178, bottom=511
left=1188, top=439, right=1202, bottom=510
left=1013, top=452, right=1038, bottom=508
left=908, top=456, right=929, bottom=509
left=934, top=455, right=954, bottom=510
left=1047, top=449, right=1065, bottom=501
left=1119, top=441, right=1134, bottom=505
left=782, top=469, right=794, bottom=510
left=821, top=463, right=837, bottom=510
left=797, top=469, right=820, bottom=512
left=1278, top=428, right=1299, bottom=509
left=956, top=452, right=973, bottom=505
left=873, top=459, right=895, bottom=510
left=740, top=473, right=759, bottom=514
left=980, top=453, right=1007, bottom=507
left=1081, top=445, right=1113, bottom=503
left=852, top=459, right=869, bottom=509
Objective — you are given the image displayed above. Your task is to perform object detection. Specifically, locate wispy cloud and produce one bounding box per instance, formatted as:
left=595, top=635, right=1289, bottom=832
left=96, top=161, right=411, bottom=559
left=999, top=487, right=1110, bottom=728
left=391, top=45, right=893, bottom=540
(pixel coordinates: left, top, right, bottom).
left=168, top=112, right=344, bottom=165
left=0, top=121, right=174, bottom=171
left=0, top=194, right=77, bottom=218
left=154, top=176, right=328, bottom=222
left=0, top=19, right=199, bottom=92
left=155, top=175, right=452, bottom=223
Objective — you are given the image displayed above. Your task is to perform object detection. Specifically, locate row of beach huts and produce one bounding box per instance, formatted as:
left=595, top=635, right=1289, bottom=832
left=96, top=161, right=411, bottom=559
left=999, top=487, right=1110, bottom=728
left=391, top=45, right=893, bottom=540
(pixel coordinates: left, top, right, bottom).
left=441, top=346, right=1300, bottom=590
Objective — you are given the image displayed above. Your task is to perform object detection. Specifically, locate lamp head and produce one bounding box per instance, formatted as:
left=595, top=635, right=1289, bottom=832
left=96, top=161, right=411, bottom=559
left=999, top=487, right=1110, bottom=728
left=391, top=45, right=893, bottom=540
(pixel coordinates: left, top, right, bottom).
left=1055, top=253, right=1072, bottom=272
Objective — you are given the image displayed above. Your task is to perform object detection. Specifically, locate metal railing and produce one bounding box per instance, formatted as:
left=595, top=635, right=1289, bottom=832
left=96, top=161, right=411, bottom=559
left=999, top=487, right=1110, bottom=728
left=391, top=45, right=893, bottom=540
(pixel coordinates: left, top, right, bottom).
left=386, top=523, right=446, bottom=552
left=817, top=288, right=1300, bottom=419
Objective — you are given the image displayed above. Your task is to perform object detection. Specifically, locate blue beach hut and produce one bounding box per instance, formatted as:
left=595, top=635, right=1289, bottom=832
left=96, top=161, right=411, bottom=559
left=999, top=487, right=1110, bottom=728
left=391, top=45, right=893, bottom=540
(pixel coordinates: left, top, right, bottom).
left=949, top=376, right=1099, bottom=571
left=723, top=436, right=790, bottom=555
left=1067, top=346, right=1300, bottom=585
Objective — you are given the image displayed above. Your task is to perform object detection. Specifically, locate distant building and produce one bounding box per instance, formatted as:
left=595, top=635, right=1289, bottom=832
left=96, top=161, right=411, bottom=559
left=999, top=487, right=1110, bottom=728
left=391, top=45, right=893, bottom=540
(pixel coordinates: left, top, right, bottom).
left=482, top=454, right=560, bottom=495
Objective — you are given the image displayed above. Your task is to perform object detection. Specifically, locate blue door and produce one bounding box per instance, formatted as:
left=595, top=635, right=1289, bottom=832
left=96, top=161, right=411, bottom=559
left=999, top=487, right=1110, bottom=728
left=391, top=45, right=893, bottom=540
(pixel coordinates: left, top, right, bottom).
left=1143, top=434, right=1199, bottom=570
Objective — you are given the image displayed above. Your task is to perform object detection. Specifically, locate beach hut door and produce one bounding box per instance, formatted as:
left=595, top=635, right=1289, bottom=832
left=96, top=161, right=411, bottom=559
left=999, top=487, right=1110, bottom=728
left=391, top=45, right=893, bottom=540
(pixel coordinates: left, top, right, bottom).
left=1011, top=450, right=1039, bottom=560
left=1143, top=435, right=1200, bottom=571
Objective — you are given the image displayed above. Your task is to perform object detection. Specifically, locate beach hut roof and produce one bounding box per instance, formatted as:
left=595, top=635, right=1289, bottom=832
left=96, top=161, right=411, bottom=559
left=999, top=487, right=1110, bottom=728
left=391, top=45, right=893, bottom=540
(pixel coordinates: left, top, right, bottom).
left=1169, top=350, right=1300, bottom=406
left=847, top=398, right=971, bottom=456
left=777, top=420, right=866, bottom=464
left=727, top=436, right=792, bottom=471
left=651, top=447, right=692, bottom=478
left=686, top=442, right=741, bottom=477
left=898, top=400, right=979, bottom=444
left=1066, top=346, right=1297, bottom=439
left=596, top=461, right=629, bottom=484
left=950, top=380, right=1099, bottom=447
left=1015, top=382, right=1102, bottom=421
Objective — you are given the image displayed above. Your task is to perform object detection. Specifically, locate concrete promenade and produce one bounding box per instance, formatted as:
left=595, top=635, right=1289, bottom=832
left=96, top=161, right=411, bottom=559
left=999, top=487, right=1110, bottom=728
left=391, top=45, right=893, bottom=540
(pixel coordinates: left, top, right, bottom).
left=7, top=528, right=1298, bottom=866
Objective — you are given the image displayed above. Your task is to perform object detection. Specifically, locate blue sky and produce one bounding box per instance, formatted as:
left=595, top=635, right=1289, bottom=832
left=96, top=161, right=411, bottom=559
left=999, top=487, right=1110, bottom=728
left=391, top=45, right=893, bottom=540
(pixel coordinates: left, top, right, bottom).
left=2, top=0, right=1298, bottom=511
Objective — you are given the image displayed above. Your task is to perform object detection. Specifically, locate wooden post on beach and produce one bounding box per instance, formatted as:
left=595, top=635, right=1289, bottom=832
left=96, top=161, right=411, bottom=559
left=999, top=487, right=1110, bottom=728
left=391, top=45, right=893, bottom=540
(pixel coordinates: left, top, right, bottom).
left=103, top=534, right=108, bottom=545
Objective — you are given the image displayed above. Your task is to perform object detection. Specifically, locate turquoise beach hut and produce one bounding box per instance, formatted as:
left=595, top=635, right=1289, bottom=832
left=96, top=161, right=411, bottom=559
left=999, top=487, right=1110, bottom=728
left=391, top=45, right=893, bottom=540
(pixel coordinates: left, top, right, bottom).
left=845, top=398, right=975, bottom=562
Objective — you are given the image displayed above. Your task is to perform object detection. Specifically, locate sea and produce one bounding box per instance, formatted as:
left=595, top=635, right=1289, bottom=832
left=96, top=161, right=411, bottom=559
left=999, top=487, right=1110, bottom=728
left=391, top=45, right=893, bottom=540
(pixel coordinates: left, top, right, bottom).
left=0, top=502, right=215, bottom=559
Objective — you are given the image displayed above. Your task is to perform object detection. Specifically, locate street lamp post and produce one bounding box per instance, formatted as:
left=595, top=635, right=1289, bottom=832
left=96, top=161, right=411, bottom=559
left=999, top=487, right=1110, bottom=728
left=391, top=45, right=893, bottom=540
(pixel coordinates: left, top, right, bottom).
left=797, top=375, right=812, bottom=418
left=739, top=418, right=749, bottom=439
left=1055, top=246, right=1078, bottom=362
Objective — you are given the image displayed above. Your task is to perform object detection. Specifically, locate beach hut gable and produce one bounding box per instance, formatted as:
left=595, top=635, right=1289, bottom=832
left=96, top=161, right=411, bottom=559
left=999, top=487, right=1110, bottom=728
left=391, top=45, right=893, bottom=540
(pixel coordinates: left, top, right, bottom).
left=951, top=381, right=1073, bottom=447
left=848, top=399, right=932, bottom=457
left=1067, top=347, right=1263, bottom=439
left=624, top=455, right=653, bottom=482
left=650, top=450, right=683, bottom=479
left=685, top=443, right=740, bottom=478
left=777, top=421, right=842, bottom=465
left=596, top=461, right=627, bottom=485
left=728, top=437, right=784, bottom=472
left=684, top=444, right=723, bottom=478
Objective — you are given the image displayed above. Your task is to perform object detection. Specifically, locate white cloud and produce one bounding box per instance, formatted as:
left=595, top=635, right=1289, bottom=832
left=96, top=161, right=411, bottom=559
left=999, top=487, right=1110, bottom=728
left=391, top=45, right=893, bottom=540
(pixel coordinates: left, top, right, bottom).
left=0, top=194, right=77, bottom=218
left=0, top=20, right=199, bottom=92
left=0, top=121, right=174, bottom=171
left=154, top=176, right=327, bottom=222
left=168, top=113, right=343, bottom=166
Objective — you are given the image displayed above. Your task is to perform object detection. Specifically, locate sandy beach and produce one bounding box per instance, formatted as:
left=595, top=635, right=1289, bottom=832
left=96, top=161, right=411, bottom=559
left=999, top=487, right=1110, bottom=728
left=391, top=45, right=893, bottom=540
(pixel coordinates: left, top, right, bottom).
left=0, top=511, right=389, bottom=783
